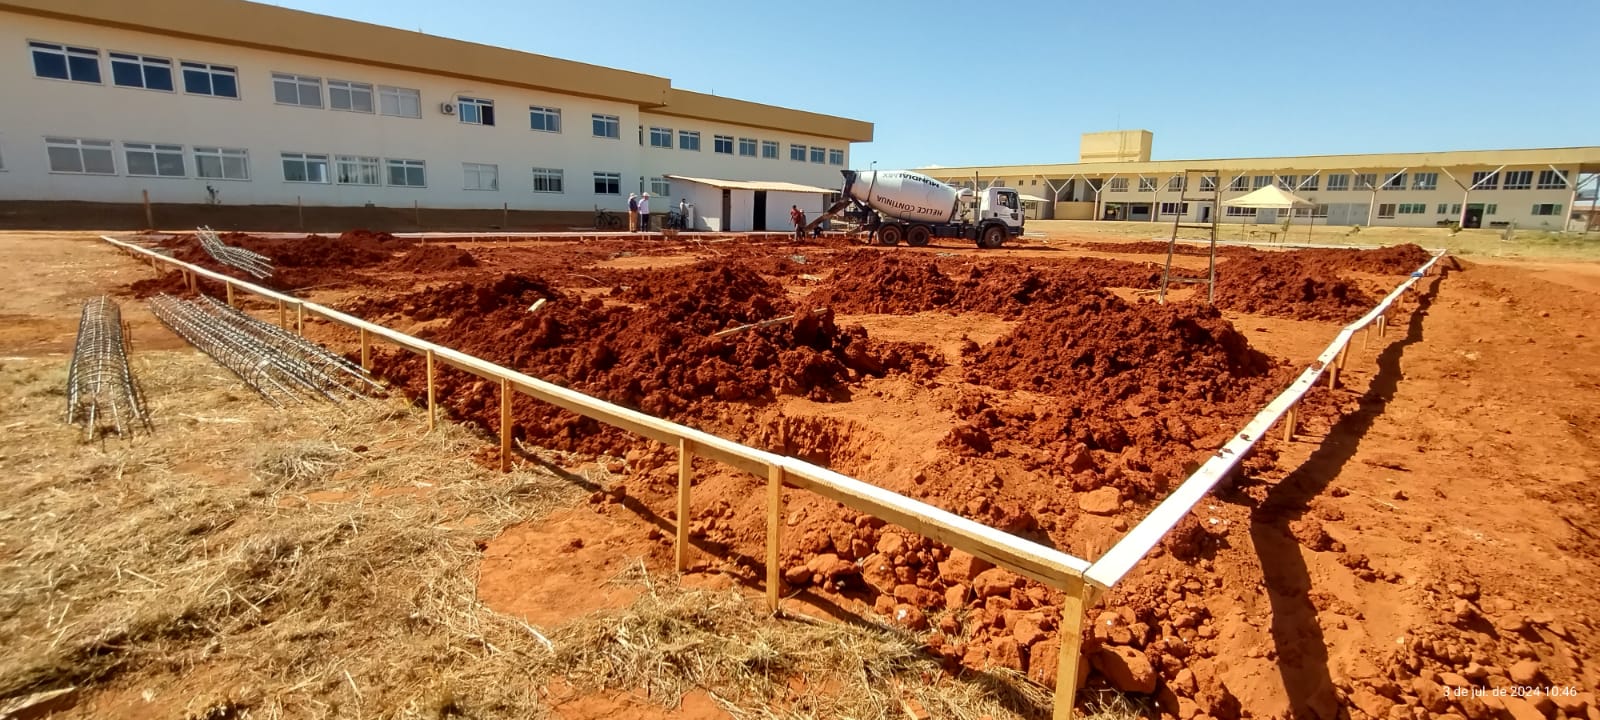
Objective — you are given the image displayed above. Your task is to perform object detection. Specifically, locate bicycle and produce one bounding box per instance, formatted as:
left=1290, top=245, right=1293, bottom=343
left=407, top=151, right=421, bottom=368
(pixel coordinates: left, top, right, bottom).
left=593, top=205, right=623, bottom=230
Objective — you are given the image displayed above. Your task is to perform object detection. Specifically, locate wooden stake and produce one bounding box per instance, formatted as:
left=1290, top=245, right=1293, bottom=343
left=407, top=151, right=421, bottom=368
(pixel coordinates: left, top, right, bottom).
left=360, top=327, right=371, bottom=371
left=1328, top=365, right=1339, bottom=389
left=1051, top=586, right=1089, bottom=720
left=425, top=349, right=436, bottom=430
left=499, top=377, right=512, bottom=472
left=1282, top=405, right=1296, bottom=443
left=297, top=195, right=304, bottom=230
left=766, top=464, right=785, bottom=613
left=277, top=298, right=286, bottom=328
left=676, top=438, right=694, bottom=572
left=295, top=303, right=304, bottom=335
left=226, top=281, right=235, bottom=307
left=142, top=189, right=154, bottom=229
left=502, top=201, right=508, bottom=229
left=414, top=199, right=421, bottom=229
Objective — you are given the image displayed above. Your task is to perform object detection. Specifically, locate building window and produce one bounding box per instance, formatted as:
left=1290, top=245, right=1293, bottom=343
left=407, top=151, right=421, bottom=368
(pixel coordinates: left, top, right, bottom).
left=592, top=114, right=619, bottom=139
left=1139, top=176, right=1158, bottom=192
left=194, top=147, right=249, bottom=180
left=593, top=171, right=621, bottom=195
left=829, top=149, right=845, bottom=166
left=1159, top=202, right=1189, bottom=215
left=762, top=140, right=779, bottom=159
left=1450, top=203, right=1462, bottom=215
left=1249, top=175, right=1270, bottom=189
left=714, top=135, right=734, bottom=154
left=1398, top=203, right=1426, bottom=214
left=1502, top=170, right=1532, bottom=190
left=1377, top=203, right=1397, bottom=219
left=181, top=62, right=238, bottom=98
left=528, top=106, right=561, bottom=132
left=462, top=162, right=499, bottom=191
left=1537, top=169, right=1567, bottom=190
left=1311, top=204, right=1329, bottom=218
left=1199, top=175, right=1217, bottom=191
left=1299, top=175, right=1319, bottom=191
left=1225, top=206, right=1256, bottom=217
left=1325, top=174, right=1349, bottom=191
left=1411, top=172, right=1438, bottom=191
left=377, top=86, right=420, bottom=118
left=281, top=152, right=329, bottom=183
left=738, top=138, right=757, bottom=157
left=110, top=53, right=173, bottom=91
left=1381, top=173, right=1406, bottom=190
left=531, top=167, right=564, bottom=193
left=1531, top=203, right=1562, bottom=216
left=1486, top=204, right=1497, bottom=215
left=46, top=137, right=115, bottom=174
left=123, top=142, right=185, bottom=177
left=678, top=130, right=700, bottom=151
left=1437, top=203, right=1449, bottom=214
left=385, top=159, right=426, bottom=187
left=1277, top=175, right=1296, bottom=190
left=272, top=73, right=322, bottom=107
left=1471, top=171, right=1498, bottom=190
left=31, top=42, right=101, bottom=84
left=1107, top=177, right=1128, bottom=192
left=334, top=155, right=380, bottom=185
left=650, top=177, right=670, bottom=197
left=790, top=144, right=806, bottom=161
left=1227, top=175, right=1249, bottom=192
left=810, top=146, right=826, bottom=164
left=328, top=80, right=374, bottom=113
left=458, top=96, right=494, bottom=125
left=649, top=127, right=673, bottom=148
left=1167, top=176, right=1186, bottom=192
left=1353, top=173, right=1377, bottom=191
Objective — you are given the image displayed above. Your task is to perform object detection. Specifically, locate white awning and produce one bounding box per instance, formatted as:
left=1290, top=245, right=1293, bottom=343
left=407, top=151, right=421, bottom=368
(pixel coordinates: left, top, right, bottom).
left=665, top=175, right=836, bottom=193
left=1224, top=185, right=1315, bottom=209
left=1019, top=194, right=1052, bottom=203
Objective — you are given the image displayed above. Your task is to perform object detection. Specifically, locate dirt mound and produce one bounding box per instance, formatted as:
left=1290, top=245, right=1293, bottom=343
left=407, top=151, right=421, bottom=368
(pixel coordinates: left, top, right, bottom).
left=1213, top=254, right=1375, bottom=321
left=148, top=231, right=418, bottom=290
left=366, top=267, right=942, bottom=455
left=613, top=261, right=790, bottom=333
left=1282, top=243, right=1433, bottom=275
left=805, top=253, right=1179, bottom=318
left=391, top=245, right=479, bottom=273
left=349, top=273, right=562, bottom=322
left=1073, top=240, right=1260, bottom=258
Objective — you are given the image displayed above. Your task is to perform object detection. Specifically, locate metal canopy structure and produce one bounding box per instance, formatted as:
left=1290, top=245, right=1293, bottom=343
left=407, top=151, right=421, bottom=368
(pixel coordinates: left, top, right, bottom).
left=1222, top=184, right=1316, bottom=209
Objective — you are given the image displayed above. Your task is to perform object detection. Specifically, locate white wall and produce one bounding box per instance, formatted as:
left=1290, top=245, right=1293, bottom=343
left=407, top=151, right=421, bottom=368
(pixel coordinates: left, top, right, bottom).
left=0, top=13, right=859, bottom=213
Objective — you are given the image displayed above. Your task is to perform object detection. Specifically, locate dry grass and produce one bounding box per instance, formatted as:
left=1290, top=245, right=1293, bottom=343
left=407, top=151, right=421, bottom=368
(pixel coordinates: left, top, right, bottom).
left=1028, top=218, right=1600, bottom=259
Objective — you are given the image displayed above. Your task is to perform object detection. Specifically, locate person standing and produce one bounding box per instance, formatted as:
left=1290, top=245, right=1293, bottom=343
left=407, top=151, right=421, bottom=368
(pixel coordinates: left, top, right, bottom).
left=638, top=192, right=651, bottom=232
left=678, top=197, right=689, bottom=230
left=790, top=205, right=805, bottom=239
left=626, top=193, right=639, bottom=232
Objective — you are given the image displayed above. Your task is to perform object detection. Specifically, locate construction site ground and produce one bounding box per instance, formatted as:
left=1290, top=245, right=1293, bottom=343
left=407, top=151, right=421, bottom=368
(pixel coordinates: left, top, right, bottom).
left=1, top=226, right=1597, bottom=720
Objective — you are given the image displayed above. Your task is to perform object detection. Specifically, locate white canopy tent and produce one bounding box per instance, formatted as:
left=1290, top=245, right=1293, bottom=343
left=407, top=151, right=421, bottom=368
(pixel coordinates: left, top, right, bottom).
left=1222, top=185, right=1317, bottom=240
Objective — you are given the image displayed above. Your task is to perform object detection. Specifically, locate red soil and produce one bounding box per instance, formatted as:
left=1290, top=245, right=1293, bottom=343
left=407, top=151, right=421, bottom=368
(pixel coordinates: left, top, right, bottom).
left=1212, top=253, right=1377, bottom=321
left=389, top=244, right=479, bottom=273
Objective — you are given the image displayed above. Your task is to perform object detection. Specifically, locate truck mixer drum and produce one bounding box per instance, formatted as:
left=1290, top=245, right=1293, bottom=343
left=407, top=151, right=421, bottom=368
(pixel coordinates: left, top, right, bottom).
left=817, top=169, right=1025, bottom=249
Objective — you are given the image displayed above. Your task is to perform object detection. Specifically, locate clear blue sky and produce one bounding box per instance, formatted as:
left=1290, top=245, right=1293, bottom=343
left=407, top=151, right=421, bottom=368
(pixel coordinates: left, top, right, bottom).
left=270, top=0, right=1597, bottom=169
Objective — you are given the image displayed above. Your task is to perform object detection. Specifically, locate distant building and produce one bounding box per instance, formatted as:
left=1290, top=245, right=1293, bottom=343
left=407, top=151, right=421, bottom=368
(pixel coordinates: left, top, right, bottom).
left=0, top=0, right=871, bottom=225
left=928, top=132, right=1600, bottom=229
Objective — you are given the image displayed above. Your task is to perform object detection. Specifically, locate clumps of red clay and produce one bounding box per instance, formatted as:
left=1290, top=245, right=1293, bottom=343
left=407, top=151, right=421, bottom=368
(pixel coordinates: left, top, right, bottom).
left=1284, top=243, right=1433, bottom=275
left=151, top=229, right=417, bottom=290
left=390, top=244, right=478, bottom=273
left=364, top=264, right=942, bottom=455
left=804, top=252, right=1180, bottom=318
left=1213, top=253, right=1376, bottom=321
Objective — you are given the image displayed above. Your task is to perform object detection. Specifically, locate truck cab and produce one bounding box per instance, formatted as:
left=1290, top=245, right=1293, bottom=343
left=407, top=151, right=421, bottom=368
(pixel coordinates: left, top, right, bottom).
left=977, top=187, right=1024, bottom=230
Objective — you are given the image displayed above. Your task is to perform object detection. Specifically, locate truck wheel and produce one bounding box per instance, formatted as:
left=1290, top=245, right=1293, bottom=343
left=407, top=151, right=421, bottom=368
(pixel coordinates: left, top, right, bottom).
left=906, top=225, right=932, bottom=247
left=878, top=224, right=904, bottom=246
left=978, top=224, right=1007, bottom=249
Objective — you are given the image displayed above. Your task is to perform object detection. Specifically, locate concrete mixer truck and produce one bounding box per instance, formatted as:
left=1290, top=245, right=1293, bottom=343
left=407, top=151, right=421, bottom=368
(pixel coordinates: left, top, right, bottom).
left=807, top=169, right=1024, bottom=248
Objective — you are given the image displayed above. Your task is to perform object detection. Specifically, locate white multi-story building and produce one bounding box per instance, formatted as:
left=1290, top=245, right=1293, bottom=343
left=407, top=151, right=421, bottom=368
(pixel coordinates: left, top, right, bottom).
left=929, top=131, right=1600, bottom=230
left=0, top=0, right=871, bottom=226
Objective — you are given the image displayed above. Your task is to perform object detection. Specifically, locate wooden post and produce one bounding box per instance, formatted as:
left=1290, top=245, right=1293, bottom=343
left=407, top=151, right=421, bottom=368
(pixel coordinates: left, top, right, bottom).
left=499, top=377, right=512, bottom=472
left=502, top=202, right=509, bottom=229
left=414, top=199, right=421, bottom=230
left=360, top=327, right=371, bottom=371
left=676, top=438, right=694, bottom=572
left=277, top=298, right=286, bottom=328
left=142, top=189, right=154, bottom=229
left=425, top=349, right=436, bottom=430
left=1328, top=363, right=1339, bottom=389
left=766, top=464, right=785, bottom=613
left=1282, top=405, right=1296, bottom=442
left=295, top=303, right=304, bottom=335
left=1337, top=343, right=1350, bottom=370
left=297, top=196, right=304, bottom=231
left=1051, top=586, right=1089, bottom=720
left=225, top=281, right=235, bottom=307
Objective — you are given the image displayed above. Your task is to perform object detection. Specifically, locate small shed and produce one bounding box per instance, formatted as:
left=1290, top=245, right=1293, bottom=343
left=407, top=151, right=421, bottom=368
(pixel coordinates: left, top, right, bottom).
left=665, top=175, right=835, bottom=232
left=1019, top=193, right=1051, bottom=220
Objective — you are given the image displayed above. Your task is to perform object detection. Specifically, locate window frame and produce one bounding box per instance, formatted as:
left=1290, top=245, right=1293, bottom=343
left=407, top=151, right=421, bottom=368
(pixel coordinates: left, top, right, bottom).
left=193, top=146, right=250, bottom=181
left=334, top=154, right=381, bottom=186
left=809, top=146, right=826, bottom=164
left=828, top=149, right=845, bottom=166
left=181, top=61, right=239, bottom=99
left=328, top=79, right=375, bottom=113
left=30, top=41, right=101, bottom=84
left=713, top=135, right=734, bottom=154
left=1471, top=171, right=1499, bottom=190
left=122, top=141, right=186, bottom=178
left=531, top=167, right=565, bottom=193
left=1536, top=169, right=1567, bottom=190
left=1225, top=206, right=1256, bottom=217
left=1138, top=176, right=1158, bottom=192
left=592, top=114, right=620, bottom=139
left=649, top=126, right=673, bottom=149
left=737, top=137, right=757, bottom=157
left=463, top=162, right=500, bottom=191
left=1107, top=177, right=1129, bottom=193
left=1325, top=174, right=1350, bottom=191
left=1354, top=173, right=1378, bottom=191
left=272, top=72, right=323, bottom=108
left=592, top=171, right=622, bottom=195
left=1227, top=175, right=1249, bottom=192
left=457, top=96, right=495, bottom=126
left=1411, top=172, right=1438, bottom=191
left=1376, top=203, right=1397, bottom=219
left=1530, top=203, right=1562, bottom=216
left=761, top=140, right=779, bottom=159
left=790, top=144, right=806, bottom=162
left=45, top=137, right=116, bottom=175
left=1502, top=170, right=1533, bottom=190
left=377, top=85, right=421, bottom=118
left=528, top=105, right=562, bottom=133
left=1158, top=201, right=1189, bottom=216
left=678, top=130, right=700, bottom=151
left=1199, top=175, right=1218, bottom=191
left=280, top=152, right=330, bottom=184
left=385, top=158, right=427, bottom=188
left=1299, top=175, right=1319, bottom=191
left=650, top=177, right=670, bottom=197
left=109, top=52, right=174, bottom=92
left=1381, top=173, right=1407, bottom=191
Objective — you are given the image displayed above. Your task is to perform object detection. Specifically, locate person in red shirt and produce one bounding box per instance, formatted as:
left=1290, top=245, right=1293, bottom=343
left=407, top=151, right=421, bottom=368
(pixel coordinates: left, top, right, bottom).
left=790, top=205, right=805, bottom=239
